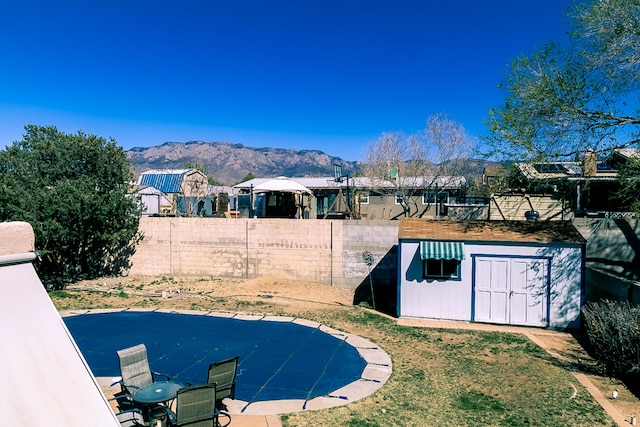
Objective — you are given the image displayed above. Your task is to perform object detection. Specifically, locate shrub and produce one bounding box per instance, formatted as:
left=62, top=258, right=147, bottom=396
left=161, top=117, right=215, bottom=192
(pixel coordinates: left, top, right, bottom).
left=581, top=300, right=640, bottom=379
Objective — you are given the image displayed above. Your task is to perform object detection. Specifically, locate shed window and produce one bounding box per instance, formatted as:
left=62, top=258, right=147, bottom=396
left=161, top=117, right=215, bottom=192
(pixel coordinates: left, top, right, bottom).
left=425, top=259, right=460, bottom=279
left=420, top=241, right=464, bottom=279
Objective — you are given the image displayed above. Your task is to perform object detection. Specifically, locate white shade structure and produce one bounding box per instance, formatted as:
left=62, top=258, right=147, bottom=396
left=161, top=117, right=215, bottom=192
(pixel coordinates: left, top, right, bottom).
left=0, top=222, right=120, bottom=426
left=252, top=176, right=313, bottom=194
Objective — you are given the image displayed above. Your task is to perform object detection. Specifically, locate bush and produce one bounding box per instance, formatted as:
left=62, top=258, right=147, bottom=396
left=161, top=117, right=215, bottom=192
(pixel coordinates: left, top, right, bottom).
left=582, top=300, right=640, bottom=379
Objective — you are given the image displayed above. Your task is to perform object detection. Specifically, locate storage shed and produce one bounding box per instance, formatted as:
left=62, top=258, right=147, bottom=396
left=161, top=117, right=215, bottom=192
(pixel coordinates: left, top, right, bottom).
left=398, top=218, right=586, bottom=329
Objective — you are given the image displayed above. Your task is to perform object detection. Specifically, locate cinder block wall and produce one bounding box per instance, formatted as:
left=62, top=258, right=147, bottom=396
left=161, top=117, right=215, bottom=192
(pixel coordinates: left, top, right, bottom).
left=130, top=217, right=399, bottom=289
left=340, top=221, right=399, bottom=285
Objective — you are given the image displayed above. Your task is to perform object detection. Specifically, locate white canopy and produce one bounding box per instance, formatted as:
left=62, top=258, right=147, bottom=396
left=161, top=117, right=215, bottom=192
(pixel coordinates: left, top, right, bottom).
left=252, top=176, right=313, bottom=194
left=0, top=222, right=120, bottom=427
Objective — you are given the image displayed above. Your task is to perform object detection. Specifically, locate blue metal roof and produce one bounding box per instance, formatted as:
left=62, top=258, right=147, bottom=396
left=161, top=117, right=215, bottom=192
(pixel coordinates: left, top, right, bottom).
left=139, top=170, right=188, bottom=193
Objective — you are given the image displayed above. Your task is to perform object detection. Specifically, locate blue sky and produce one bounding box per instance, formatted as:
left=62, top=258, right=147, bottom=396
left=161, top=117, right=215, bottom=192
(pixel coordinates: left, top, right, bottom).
left=0, top=1, right=570, bottom=161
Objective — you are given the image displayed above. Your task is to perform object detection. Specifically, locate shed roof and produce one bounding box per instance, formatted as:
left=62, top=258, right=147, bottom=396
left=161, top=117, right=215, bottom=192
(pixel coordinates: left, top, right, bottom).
left=138, top=169, right=194, bottom=193
left=398, top=218, right=586, bottom=244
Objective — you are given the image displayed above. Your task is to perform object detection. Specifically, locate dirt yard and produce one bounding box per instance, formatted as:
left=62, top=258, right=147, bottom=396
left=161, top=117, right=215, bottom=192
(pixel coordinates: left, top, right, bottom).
left=60, top=275, right=639, bottom=423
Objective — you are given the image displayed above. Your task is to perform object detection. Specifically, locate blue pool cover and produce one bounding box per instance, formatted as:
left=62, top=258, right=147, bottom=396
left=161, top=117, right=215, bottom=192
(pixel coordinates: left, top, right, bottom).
left=64, top=311, right=367, bottom=405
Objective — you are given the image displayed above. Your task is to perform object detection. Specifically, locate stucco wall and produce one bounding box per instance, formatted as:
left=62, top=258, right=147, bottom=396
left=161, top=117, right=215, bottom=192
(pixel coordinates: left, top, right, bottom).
left=574, top=217, right=640, bottom=304
left=0, top=222, right=35, bottom=255
left=574, top=218, right=640, bottom=278
left=586, top=267, right=640, bottom=304
left=130, top=217, right=399, bottom=290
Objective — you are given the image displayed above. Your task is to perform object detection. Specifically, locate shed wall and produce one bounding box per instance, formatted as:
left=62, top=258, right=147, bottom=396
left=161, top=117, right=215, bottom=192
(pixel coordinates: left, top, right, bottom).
left=398, top=241, right=583, bottom=329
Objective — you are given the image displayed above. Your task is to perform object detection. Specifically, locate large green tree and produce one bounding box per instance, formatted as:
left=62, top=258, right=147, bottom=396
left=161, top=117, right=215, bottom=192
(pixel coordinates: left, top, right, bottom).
left=484, top=0, right=640, bottom=161
left=0, top=125, right=142, bottom=288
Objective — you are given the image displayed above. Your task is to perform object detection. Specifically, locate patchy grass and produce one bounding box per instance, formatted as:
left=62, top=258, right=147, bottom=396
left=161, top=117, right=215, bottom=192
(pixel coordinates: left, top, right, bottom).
left=48, top=290, right=79, bottom=299
left=280, top=310, right=613, bottom=427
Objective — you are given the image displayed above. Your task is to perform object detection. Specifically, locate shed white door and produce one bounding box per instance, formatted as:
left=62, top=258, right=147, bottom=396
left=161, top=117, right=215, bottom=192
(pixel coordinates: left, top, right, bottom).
left=474, top=256, right=548, bottom=327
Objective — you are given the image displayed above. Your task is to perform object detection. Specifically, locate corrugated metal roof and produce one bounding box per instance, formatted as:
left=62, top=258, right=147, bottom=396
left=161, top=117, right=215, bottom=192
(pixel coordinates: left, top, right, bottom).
left=233, top=175, right=465, bottom=191
left=233, top=177, right=339, bottom=190
left=398, top=218, right=586, bottom=244
left=139, top=170, right=190, bottom=193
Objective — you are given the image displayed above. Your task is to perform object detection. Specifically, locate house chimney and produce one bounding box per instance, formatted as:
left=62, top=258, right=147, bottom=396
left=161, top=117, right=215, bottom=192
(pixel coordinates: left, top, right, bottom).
left=583, top=150, right=597, bottom=177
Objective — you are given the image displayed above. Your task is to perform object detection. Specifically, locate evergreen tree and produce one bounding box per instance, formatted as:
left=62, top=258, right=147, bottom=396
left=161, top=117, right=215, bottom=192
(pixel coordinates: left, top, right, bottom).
left=0, top=125, right=142, bottom=288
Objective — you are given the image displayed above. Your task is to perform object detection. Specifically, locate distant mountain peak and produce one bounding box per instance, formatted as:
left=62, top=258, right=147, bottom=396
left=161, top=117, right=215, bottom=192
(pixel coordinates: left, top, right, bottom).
left=127, top=141, right=360, bottom=185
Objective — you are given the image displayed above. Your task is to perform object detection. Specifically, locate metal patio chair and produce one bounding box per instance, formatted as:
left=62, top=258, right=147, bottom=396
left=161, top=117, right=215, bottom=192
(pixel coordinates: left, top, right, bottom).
left=115, top=409, right=145, bottom=427
left=166, top=384, right=230, bottom=427
left=206, top=356, right=239, bottom=410
left=115, top=343, right=171, bottom=410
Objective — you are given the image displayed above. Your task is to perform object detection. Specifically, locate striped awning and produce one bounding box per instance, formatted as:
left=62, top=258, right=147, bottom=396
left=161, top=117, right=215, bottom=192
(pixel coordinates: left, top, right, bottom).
left=420, top=241, right=465, bottom=261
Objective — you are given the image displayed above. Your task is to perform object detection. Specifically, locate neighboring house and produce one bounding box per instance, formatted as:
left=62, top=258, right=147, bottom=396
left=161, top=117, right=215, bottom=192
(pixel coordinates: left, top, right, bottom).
left=358, top=175, right=475, bottom=220
left=504, top=149, right=640, bottom=218
left=397, top=218, right=586, bottom=329
left=233, top=175, right=478, bottom=220
left=138, top=169, right=210, bottom=216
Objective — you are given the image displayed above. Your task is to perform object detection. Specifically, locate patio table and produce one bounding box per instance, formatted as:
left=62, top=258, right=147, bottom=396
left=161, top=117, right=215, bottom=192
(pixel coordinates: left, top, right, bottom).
left=132, top=381, right=184, bottom=425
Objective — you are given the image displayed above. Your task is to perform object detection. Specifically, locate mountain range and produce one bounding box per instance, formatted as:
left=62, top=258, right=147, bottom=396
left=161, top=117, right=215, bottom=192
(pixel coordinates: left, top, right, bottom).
left=127, top=141, right=493, bottom=186
left=127, top=141, right=360, bottom=185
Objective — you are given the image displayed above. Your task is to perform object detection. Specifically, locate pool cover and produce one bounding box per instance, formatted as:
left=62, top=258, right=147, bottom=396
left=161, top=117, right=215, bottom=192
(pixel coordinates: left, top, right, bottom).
left=64, top=311, right=368, bottom=406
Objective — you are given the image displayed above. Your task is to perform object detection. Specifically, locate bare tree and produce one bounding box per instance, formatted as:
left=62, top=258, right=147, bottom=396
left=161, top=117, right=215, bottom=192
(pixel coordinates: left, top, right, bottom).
left=362, top=113, right=476, bottom=218
left=175, top=169, right=211, bottom=217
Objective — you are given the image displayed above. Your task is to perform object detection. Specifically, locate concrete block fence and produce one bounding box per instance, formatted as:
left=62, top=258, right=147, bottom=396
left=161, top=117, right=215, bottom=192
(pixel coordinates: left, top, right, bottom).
left=130, top=217, right=400, bottom=289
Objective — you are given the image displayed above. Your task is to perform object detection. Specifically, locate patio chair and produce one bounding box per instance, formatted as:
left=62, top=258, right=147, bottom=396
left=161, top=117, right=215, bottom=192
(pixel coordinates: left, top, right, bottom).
left=166, top=384, right=230, bottom=427
left=115, top=343, right=171, bottom=409
left=115, top=409, right=145, bottom=426
left=206, top=356, right=239, bottom=409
